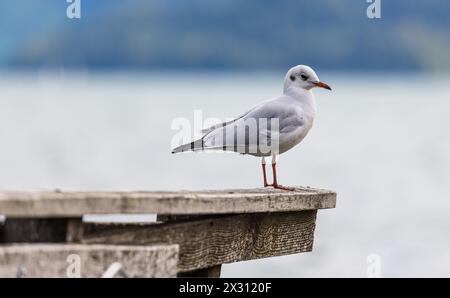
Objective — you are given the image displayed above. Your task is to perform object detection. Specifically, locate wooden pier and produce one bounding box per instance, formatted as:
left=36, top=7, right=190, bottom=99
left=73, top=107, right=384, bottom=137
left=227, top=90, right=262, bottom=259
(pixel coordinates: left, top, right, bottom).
left=0, top=187, right=336, bottom=277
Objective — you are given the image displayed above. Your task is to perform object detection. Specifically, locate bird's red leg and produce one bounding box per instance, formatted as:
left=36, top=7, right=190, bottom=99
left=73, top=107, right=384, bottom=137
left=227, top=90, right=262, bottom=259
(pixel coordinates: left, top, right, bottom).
left=262, top=157, right=269, bottom=187
left=271, top=156, right=295, bottom=191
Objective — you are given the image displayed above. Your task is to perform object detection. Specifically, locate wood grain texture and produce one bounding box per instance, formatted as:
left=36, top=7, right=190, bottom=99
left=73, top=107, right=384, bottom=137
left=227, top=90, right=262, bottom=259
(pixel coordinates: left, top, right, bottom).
left=0, top=187, right=336, bottom=218
left=83, top=210, right=317, bottom=272
left=0, top=244, right=179, bottom=278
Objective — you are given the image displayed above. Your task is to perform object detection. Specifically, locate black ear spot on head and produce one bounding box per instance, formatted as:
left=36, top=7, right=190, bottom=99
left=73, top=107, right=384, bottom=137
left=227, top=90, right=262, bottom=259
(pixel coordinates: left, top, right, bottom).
left=290, top=75, right=295, bottom=81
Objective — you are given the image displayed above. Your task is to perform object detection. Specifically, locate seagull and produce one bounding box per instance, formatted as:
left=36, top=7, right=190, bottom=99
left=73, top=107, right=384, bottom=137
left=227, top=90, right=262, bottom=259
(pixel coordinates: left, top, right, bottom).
left=172, top=65, right=331, bottom=190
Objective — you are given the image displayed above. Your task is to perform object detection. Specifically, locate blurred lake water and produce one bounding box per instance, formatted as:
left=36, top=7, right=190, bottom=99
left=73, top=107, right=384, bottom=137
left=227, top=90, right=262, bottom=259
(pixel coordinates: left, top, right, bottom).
left=0, top=71, right=449, bottom=277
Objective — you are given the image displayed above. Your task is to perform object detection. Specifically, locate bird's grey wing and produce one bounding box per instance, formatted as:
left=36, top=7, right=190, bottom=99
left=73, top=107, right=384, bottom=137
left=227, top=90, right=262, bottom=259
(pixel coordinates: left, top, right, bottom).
left=172, top=98, right=273, bottom=154
left=202, top=96, right=304, bottom=155
left=200, top=99, right=271, bottom=134
left=242, top=98, right=305, bottom=144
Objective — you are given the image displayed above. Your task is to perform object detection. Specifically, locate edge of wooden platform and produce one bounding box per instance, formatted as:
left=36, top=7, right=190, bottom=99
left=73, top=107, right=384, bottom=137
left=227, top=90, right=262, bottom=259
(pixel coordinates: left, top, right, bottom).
left=0, top=187, right=336, bottom=218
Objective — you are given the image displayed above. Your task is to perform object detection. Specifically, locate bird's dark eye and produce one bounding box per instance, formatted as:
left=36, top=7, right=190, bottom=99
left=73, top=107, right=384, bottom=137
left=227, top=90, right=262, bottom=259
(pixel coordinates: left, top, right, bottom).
left=290, top=75, right=295, bottom=81
left=300, top=74, right=309, bottom=81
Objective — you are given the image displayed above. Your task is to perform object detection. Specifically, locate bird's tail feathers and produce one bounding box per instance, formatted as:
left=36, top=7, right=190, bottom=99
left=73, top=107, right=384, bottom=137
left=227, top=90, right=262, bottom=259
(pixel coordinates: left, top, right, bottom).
left=171, top=138, right=205, bottom=154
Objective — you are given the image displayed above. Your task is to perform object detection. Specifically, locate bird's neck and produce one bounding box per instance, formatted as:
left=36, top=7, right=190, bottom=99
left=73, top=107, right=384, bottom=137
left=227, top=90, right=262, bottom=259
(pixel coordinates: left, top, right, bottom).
left=284, top=86, right=315, bottom=103
left=284, top=86, right=317, bottom=116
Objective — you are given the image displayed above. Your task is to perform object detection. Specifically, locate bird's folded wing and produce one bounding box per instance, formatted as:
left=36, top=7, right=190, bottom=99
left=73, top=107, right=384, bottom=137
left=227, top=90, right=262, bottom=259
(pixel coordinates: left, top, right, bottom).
left=202, top=97, right=301, bottom=153
left=200, top=99, right=272, bottom=135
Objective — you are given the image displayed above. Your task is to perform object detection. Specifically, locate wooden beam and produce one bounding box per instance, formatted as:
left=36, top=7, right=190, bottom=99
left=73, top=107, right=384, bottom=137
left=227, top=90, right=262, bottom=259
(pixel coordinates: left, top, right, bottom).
left=157, top=214, right=223, bottom=277
left=0, top=218, right=83, bottom=243
left=0, top=187, right=336, bottom=218
left=0, top=244, right=179, bottom=278
left=83, top=210, right=317, bottom=272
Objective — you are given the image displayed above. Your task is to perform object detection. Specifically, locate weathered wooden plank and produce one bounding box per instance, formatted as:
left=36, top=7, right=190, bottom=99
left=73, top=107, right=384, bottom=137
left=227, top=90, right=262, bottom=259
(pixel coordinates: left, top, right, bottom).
left=0, top=218, right=83, bottom=243
left=83, top=210, right=317, bottom=272
left=0, top=244, right=179, bottom=278
left=0, top=187, right=336, bottom=218
left=152, top=214, right=224, bottom=276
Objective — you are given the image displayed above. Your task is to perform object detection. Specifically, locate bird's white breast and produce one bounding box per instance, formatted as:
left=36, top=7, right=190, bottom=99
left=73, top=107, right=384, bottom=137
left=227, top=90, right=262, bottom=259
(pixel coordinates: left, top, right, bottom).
left=277, top=89, right=316, bottom=154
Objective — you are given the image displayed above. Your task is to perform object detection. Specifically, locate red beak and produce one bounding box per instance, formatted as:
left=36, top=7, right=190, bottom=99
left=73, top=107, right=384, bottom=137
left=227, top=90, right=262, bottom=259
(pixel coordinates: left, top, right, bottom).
left=314, top=81, right=332, bottom=91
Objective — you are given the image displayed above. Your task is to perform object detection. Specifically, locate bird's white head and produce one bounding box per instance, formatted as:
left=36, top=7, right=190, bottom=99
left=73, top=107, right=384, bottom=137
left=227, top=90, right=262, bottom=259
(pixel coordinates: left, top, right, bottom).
left=283, top=65, right=331, bottom=93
